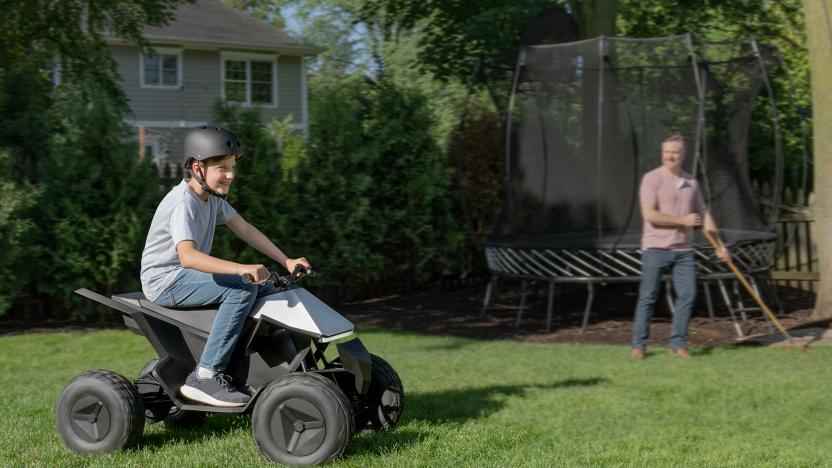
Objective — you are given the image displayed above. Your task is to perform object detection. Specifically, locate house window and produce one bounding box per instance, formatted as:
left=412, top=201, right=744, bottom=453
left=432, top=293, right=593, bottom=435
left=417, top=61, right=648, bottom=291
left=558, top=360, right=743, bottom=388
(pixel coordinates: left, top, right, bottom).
left=141, top=48, right=182, bottom=88
left=221, top=52, right=277, bottom=106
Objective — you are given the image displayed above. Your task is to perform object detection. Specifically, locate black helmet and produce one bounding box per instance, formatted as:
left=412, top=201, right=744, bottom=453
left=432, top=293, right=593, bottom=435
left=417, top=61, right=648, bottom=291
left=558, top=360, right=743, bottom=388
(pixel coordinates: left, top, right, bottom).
left=183, top=125, right=242, bottom=167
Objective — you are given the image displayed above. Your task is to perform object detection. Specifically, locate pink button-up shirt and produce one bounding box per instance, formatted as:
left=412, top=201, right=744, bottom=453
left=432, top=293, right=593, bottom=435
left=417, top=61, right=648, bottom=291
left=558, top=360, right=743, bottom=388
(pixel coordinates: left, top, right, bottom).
left=640, top=167, right=705, bottom=251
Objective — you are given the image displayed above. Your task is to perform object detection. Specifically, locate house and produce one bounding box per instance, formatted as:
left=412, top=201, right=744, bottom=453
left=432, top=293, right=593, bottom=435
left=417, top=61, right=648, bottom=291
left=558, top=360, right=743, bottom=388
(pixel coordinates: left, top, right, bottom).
left=103, top=0, right=321, bottom=170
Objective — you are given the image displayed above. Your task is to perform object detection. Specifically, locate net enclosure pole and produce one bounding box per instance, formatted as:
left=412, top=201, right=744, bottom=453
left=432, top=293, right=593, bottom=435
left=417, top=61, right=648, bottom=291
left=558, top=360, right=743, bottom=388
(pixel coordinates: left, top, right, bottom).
left=596, top=36, right=606, bottom=240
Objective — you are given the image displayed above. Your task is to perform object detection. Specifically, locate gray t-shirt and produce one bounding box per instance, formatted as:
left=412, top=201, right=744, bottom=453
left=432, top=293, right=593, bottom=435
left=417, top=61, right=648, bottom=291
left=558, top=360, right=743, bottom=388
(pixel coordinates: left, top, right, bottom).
left=140, top=180, right=238, bottom=301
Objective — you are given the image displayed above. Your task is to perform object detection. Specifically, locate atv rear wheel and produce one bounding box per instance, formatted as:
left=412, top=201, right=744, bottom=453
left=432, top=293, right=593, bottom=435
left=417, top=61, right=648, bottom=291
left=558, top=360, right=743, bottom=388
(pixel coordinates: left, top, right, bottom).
left=56, top=370, right=145, bottom=454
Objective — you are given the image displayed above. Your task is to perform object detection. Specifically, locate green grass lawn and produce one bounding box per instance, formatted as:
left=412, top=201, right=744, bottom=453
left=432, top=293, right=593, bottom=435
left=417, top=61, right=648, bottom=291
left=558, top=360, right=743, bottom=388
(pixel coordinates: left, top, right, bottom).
left=1, top=328, right=830, bottom=466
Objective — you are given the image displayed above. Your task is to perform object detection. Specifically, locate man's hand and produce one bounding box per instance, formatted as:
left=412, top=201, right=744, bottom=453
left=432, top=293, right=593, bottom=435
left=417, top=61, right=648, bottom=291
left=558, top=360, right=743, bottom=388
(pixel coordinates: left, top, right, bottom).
left=716, top=245, right=731, bottom=262
left=285, top=257, right=311, bottom=275
left=238, top=264, right=270, bottom=284
left=680, top=213, right=702, bottom=227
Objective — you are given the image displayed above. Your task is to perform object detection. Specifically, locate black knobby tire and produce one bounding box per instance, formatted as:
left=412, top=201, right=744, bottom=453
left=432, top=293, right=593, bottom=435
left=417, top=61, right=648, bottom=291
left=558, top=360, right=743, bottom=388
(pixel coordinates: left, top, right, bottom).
left=56, top=369, right=145, bottom=454
left=136, top=359, right=207, bottom=428
left=252, top=372, right=354, bottom=465
left=362, top=354, right=404, bottom=431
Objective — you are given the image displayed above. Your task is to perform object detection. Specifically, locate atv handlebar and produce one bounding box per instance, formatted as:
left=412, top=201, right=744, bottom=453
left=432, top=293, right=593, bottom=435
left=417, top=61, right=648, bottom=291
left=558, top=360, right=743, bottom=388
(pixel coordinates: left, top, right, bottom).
left=242, top=265, right=312, bottom=287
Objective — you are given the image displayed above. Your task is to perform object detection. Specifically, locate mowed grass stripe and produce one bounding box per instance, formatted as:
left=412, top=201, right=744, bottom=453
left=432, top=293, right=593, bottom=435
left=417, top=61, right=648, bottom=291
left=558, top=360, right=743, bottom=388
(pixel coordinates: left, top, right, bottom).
left=1, top=329, right=830, bottom=466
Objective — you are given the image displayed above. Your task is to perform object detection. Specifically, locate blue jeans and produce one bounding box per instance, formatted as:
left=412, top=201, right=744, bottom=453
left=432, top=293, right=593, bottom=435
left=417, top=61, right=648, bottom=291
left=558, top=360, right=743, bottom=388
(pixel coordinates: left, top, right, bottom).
left=154, top=269, right=278, bottom=372
left=632, top=249, right=697, bottom=351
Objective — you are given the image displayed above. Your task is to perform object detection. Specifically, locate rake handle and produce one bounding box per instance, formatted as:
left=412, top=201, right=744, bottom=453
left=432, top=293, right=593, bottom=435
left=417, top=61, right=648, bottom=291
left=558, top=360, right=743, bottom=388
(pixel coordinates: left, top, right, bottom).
left=701, top=229, right=793, bottom=340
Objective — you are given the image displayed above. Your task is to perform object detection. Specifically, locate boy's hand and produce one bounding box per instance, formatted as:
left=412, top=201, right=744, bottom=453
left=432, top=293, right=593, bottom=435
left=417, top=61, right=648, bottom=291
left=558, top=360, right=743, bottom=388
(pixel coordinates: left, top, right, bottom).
left=239, top=264, right=270, bottom=284
left=285, top=257, right=311, bottom=275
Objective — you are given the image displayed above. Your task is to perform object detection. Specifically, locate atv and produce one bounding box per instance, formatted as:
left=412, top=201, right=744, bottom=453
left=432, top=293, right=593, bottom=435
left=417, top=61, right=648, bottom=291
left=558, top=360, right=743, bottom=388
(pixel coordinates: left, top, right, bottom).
left=56, top=268, right=404, bottom=465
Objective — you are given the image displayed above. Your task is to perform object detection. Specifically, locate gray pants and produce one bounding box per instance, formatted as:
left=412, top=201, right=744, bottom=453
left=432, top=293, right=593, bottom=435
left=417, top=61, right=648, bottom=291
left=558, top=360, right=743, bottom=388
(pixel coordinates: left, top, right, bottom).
left=632, top=249, right=697, bottom=350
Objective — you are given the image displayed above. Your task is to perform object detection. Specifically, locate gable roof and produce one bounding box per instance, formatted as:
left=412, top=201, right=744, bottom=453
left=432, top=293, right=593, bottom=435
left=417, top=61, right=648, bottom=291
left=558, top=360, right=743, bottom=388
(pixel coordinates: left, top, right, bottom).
left=106, top=0, right=322, bottom=55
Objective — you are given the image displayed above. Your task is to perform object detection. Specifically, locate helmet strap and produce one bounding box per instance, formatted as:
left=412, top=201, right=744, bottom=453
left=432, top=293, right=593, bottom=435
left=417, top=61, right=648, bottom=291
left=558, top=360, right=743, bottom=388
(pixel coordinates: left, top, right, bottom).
left=193, top=161, right=227, bottom=200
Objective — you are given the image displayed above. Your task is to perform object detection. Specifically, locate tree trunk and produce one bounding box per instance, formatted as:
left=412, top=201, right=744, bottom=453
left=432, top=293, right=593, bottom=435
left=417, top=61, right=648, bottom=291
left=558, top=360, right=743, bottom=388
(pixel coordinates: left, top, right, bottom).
left=568, top=0, right=618, bottom=38
left=805, top=0, right=832, bottom=320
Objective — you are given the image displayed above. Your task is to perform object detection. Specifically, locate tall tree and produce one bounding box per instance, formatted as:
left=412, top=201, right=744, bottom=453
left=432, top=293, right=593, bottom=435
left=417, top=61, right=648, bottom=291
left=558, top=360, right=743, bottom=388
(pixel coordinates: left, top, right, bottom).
left=805, top=0, right=832, bottom=320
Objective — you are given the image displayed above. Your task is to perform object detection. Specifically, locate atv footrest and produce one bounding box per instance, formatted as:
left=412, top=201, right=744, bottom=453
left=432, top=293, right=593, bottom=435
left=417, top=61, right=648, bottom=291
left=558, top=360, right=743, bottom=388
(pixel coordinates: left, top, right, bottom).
left=176, top=403, right=251, bottom=413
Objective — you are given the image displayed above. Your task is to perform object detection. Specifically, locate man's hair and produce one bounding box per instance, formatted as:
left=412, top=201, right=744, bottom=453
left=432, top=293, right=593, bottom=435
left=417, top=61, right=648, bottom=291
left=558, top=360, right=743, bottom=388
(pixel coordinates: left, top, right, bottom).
left=662, top=133, right=686, bottom=147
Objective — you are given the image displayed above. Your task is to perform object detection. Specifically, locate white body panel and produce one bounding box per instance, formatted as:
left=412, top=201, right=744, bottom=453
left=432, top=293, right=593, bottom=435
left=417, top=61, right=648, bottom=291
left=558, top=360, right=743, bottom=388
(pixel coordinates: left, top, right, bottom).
left=249, top=287, right=354, bottom=341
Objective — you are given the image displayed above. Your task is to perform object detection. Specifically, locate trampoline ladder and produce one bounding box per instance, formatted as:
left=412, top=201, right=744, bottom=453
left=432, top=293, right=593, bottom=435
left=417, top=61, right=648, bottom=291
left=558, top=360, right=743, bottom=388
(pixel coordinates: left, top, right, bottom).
left=714, top=276, right=775, bottom=338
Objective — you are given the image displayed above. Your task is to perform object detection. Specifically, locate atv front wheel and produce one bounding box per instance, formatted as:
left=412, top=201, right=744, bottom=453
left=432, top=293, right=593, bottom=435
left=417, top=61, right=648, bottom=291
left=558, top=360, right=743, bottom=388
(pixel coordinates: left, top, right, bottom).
left=56, top=369, right=145, bottom=454
left=252, top=372, right=354, bottom=465
left=361, top=354, right=404, bottom=431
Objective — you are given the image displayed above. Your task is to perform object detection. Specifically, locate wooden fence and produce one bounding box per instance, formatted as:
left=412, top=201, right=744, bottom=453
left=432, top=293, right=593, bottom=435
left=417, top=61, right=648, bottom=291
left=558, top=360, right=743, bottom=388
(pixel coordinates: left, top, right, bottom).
left=753, top=180, right=818, bottom=291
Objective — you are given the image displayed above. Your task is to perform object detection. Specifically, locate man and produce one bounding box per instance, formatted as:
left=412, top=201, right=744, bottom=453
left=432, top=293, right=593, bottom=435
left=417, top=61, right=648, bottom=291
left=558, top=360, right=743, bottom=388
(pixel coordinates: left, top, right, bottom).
left=631, top=133, right=729, bottom=360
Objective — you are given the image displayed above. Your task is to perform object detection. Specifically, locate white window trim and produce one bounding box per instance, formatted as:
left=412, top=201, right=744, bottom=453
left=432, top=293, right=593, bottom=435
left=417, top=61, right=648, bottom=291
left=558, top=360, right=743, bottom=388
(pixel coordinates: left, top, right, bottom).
left=301, top=56, right=308, bottom=137
left=220, top=51, right=278, bottom=108
left=139, top=47, right=183, bottom=89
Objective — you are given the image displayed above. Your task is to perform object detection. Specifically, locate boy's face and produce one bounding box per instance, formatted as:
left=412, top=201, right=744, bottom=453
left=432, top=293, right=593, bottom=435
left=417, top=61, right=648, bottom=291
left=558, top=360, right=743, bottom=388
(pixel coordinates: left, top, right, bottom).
left=196, top=155, right=236, bottom=196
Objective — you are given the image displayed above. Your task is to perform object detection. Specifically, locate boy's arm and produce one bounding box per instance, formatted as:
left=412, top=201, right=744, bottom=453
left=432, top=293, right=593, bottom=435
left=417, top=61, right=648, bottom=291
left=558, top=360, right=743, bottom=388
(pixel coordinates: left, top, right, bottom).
left=226, top=215, right=310, bottom=273
left=176, top=241, right=270, bottom=282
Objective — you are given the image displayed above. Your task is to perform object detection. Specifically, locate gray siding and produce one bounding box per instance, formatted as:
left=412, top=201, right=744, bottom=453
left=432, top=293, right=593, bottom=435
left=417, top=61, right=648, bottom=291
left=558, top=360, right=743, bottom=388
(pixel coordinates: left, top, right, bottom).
left=111, top=45, right=305, bottom=125
left=277, top=55, right=303, bottom=125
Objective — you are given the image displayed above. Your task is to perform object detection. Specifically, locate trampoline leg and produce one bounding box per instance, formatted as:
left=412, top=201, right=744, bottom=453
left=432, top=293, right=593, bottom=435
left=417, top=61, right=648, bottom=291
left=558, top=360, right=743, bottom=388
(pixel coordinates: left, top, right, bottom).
left=480, top=276, right=498, bottom=317
left=703, top=281, right=716, bottom=324
left=665, top=280, right=675, bottom=315
left=545, top=281, right=555, bottom=333
left=733, top=281, right=749, bottom=323
left=718, top=279, right=744, bottom=338
left=760, top=273, right=784, bottom=315
left=515, top=281, right=528, bottom=328
left=751, top=276, right=775, bottom=333
left=580, top=283, right=595, bottom=334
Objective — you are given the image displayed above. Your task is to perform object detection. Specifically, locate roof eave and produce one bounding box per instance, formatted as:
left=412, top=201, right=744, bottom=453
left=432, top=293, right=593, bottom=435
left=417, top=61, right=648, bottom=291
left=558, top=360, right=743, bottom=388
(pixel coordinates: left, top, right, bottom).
left=104, top=35, right=324, bottom=56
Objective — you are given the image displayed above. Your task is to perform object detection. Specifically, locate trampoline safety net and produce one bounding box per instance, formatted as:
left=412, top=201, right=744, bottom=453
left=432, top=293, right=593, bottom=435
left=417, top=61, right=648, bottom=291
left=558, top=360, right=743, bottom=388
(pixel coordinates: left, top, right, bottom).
left=484, top=34, right=779, bottom=281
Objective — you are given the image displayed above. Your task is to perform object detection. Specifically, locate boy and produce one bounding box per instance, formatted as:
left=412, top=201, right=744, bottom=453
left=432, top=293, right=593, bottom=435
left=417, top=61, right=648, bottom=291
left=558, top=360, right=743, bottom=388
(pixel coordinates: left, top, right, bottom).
left=140, top=125, right=310, bottom=406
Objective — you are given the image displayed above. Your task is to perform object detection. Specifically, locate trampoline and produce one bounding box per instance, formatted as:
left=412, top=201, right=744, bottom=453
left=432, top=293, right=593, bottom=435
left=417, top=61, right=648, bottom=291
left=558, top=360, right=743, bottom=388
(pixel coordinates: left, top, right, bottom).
left=475, top=34, right=783, bottom=335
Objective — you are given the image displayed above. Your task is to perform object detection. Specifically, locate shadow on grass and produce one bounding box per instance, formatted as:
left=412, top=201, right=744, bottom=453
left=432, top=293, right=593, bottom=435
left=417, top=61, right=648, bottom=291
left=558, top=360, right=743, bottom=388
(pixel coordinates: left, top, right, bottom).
left=137, top=414, right=249, bottom=451
left=344, top=377, right=607, bottom=457
left=405, top=377, right=608, bottom=424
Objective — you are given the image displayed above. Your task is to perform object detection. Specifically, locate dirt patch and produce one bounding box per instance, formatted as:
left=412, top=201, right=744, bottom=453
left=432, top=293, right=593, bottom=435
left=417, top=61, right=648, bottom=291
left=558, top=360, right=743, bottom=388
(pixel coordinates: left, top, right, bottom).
left=341, top=282, right=826, bottom=347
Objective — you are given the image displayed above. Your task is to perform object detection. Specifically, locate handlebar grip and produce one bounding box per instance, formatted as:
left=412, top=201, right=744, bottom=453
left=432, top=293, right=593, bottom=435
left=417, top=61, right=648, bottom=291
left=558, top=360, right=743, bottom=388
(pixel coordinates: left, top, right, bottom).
left=242, top=274, right=254, bottom=284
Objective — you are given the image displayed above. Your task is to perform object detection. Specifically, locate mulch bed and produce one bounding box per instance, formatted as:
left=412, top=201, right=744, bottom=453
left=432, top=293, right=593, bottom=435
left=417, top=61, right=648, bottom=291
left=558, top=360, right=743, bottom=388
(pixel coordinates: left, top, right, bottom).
left=341, top=282, right=825, bottom=347
left=2, top=282, right=826, bottom=347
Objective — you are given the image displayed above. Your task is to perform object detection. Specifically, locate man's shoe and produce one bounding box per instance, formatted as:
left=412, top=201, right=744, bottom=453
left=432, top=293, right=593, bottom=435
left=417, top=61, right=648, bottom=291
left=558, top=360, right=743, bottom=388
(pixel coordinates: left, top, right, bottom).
left=630, top=348, right=645, bottom=360
left=180, top=371, right=251, bottom=407
left=668, top=348, right=692, bottom=359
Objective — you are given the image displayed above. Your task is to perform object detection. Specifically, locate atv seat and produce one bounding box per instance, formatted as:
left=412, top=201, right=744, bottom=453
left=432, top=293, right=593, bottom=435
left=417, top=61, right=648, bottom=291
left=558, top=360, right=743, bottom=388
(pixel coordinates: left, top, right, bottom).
left=113, top=292, right=219, bottom=334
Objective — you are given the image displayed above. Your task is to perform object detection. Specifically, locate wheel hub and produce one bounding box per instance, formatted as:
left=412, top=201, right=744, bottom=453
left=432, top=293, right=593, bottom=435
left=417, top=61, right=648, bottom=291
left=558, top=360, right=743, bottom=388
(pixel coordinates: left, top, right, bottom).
left=70, top=397, right=111, bottom=442
left=272, top=399, right=325, bottom=456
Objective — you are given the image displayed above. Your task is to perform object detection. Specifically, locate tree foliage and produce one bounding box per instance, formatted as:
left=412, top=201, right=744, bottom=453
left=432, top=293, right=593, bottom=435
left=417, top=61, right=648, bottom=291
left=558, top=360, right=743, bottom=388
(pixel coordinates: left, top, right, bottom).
left=617, top=0, right=809, bottom=189
left=38, top=86, right=163, bottom=312
left=208, top=77, right=466, bottom=301
left=0, top=0, right=186, bottom=317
